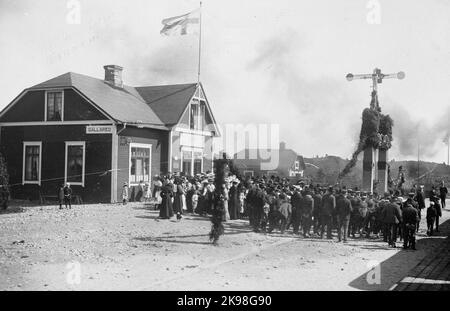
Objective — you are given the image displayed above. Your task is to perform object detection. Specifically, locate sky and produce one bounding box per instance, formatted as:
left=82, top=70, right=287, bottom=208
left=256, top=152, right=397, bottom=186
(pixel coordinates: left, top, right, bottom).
left=0, top=0, right=449, bottom=163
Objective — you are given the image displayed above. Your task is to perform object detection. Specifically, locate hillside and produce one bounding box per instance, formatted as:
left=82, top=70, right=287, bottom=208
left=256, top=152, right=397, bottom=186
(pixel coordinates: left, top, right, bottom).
left=304, top=155, right=450, bottom=190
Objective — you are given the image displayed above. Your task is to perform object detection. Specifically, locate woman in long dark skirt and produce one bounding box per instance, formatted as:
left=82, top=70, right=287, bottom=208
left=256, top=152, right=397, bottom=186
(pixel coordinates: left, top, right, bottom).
left=196, top=187, right=207, bottom=215
left=159, top=183, right=174, bottom=219
left=173, top=180, right=185, bottom=220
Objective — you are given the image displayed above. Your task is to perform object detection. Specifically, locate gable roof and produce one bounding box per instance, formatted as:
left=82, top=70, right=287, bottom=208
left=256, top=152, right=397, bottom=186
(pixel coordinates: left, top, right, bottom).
left=24, top=72, right=207, bottom=131
left=30, top=72, right=167, bottom=129
left=135, top=83, right=197, bottom=126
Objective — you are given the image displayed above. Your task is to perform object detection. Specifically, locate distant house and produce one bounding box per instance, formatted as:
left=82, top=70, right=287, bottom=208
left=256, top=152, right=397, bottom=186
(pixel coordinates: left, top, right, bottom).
left=0, top=65, right=220, bottom=203
left=233, top=142, right=306, bottom=179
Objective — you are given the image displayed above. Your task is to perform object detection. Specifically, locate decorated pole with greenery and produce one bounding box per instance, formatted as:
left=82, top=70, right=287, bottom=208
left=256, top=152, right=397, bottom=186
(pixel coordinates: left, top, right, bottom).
left=209, top=153, right=240, bottom=245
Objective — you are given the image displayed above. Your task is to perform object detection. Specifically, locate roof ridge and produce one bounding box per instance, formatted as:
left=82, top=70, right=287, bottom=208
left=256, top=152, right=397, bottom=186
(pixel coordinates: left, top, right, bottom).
left=138, top=83, right=197, bottom=105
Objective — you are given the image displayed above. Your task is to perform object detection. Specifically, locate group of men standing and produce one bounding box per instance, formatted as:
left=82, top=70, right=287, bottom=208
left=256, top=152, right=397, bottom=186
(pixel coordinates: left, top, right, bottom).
left=243, top=178, right=447, bottom=250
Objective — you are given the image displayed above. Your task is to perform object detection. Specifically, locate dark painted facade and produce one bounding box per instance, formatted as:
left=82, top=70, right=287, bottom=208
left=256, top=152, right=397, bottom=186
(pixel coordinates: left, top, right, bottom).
left=0, top=66, right=220, bottom=203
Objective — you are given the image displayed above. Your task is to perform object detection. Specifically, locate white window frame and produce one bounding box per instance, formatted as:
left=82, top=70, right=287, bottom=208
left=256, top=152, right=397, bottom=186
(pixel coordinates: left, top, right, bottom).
left=65, top=141, right=86, bottom=187
left=45, top=89, right=64, bottom=122
left=22, top=141, right=42, bottom=185
left=295, top=161, right=300, bottom=170
left=180, top=146, right=203, bottom=176
left=129, top=143, right=152, bottom=186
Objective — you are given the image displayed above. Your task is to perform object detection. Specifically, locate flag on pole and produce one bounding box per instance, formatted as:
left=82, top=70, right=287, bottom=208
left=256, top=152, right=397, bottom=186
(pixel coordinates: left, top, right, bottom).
left=160, top=9, right=200, bottom=36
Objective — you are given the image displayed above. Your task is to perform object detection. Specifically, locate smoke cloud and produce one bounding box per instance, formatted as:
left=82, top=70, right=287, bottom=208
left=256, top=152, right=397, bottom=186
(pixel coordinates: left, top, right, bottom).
left=390, top=104, right=450, bottom=159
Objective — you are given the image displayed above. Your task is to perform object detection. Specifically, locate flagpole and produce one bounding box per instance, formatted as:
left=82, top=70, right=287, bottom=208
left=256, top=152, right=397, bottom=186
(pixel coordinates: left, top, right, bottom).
left=197, top=1, right=202, bottom=85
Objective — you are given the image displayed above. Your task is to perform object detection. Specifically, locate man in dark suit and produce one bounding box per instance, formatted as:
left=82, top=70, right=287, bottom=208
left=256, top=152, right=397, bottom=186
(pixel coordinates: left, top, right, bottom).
left=381, top=197, right=403, bottom=248
left=336, top=189, right=352, bottom=242
left=415, top=185, right=426, bottom=232
left=439, top=181, right=448, bottom=209
left=290, top=187, right=302, bottom=234
left=301, top=187, right=314, bottom=238
left=312, top=188, right=322, bottom=235
left=402, top=203, right=418, bottom=250
left=320, top=187, right=336, bottom=239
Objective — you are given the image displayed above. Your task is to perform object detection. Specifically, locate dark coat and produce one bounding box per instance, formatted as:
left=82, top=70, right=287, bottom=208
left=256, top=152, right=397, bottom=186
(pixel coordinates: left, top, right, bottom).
left=434, top=201, right=442, bottom=217
left=313, top=194, right=322, bottom=217
left=336, top=194, right=352, bottom=220
left=301, top=194, right=314, bottom=217
left=402, top=205, right=418, bottom=225
left=159, top=184, right=174, bottom=219
left=58, top=187, right=65, bottom=201
left=426, top=206, right=437, bottom=221
left=416, top=190, right=426, bottom=209
left=228, top=185, right=240, bottom=220
left=321, top=194, right=336, bottom=217
left=63, top=186, right=72, bottom=199
left=381, top=202, right=402, bottom=224
left=440, top=186, right=448, bottom=198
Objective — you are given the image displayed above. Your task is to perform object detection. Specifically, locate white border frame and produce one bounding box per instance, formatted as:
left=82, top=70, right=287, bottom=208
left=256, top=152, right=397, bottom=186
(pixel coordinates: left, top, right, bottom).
left=65, top=141, right=86, bottom=187
left=45, top=89, right=64, bottom=122
left=129, top=143, right=152, bottom=186
left=180, top=146, right=203, bottom=176
left=22, top=141, right=42, bottom=185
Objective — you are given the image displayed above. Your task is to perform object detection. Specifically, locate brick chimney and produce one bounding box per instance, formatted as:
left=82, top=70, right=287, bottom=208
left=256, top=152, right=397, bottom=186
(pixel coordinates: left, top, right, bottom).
left=279, top=141, right=286, bottom=150
left=103, top=65, right=123, bottom=87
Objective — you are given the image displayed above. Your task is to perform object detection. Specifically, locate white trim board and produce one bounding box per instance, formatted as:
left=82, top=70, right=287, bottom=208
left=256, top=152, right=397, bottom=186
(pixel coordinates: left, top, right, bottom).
left=64, top=141, right=86, bottom=187
left=22, top=141, right=42, bottom=185
left=0, top=120, right=114, bottom=126
left=44, top=89, right=64, bottom=122
left=129, top=142, right=152, bottom=186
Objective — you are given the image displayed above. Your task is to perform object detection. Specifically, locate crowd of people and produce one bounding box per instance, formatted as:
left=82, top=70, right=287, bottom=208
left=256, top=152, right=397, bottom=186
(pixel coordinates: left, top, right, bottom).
left=126, top=173, right=448, bottom=250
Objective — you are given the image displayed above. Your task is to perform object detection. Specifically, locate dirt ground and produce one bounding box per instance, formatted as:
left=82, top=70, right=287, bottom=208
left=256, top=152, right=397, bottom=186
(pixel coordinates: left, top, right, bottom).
left=1, top=199, right=449, bottom=291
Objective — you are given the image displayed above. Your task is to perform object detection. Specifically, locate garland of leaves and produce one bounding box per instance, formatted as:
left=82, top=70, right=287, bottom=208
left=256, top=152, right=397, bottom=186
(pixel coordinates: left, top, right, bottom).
left=209, top=154, right=241, bottom=245
left=339, top=92, right=394, bottom=179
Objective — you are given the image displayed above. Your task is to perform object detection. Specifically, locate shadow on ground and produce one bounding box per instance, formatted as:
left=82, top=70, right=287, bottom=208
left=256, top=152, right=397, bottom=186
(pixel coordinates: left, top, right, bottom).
left=348, top=218, right=450, bottom=290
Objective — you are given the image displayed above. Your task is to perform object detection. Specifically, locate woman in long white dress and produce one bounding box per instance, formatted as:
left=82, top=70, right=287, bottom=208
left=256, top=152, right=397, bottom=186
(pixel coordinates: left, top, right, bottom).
left=222, top=183, right=230, bottom=221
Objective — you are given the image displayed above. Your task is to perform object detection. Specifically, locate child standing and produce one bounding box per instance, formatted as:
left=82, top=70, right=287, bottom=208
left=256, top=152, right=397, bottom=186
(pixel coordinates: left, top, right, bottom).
left=191, top=190, right=199, bottom=214
left=426, top=202, right=437, bottom=236
left=58, top=184, right=65, bottom=209
left=122, top=182, right=129, bottom=205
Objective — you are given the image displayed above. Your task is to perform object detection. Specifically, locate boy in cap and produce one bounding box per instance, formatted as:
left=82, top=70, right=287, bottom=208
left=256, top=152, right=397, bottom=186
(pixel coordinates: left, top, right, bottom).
left=122, top=182, right=129, bottom=205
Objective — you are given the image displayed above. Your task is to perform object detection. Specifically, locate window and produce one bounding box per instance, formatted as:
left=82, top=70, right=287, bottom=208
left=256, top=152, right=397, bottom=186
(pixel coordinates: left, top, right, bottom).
left=189, top=99, right=205, bottom=130
left=182, top=151, right=192, bottom=175
left=46, top=91, right=63, bottom=121
left=65, top=142, right=85, bottom=186
left=130, top=143, right=151, bottom=185
left=180, top=148, right=203, bottom=176
left=23, top=142, right=42, bottom=185
left=193, top=151, right=202, bottom=175
left=295, top=161, right=299, bottom=170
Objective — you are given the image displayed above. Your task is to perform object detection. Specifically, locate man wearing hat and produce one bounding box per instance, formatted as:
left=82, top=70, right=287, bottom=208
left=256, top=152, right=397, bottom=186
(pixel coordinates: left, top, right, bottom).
left=402, top=202, right=418, bottom=250
left=301, top=187, right=314, bottom=238
left=312, top=187, right=323, bottom=235
left=439, top=180, right=448, bottom=209
left=416, top=185, right=426, bottom=232
left=320, top=187, right=336, bottom=239
left=336, top=189, right=352, bottom=242
left=381, top=197, right=403, bottom=247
